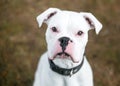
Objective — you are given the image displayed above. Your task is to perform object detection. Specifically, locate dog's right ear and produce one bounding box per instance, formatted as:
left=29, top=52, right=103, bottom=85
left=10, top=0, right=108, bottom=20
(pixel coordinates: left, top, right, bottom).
left=36, top=8, right=60, bottom=28
left=80, top=12, right=102, bottom=34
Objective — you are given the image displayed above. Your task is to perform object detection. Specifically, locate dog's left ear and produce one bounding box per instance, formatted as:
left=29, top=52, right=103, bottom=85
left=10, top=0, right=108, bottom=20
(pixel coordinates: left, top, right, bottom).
left=80, top=12, right=103, bottom=34
left=36, top=8, right=61, bottom=28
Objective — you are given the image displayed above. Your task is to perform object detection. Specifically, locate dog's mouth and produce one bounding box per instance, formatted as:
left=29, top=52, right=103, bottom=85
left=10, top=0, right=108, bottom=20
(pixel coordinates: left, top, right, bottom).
left=57, top=52, right=71, bottom=58
left=51, top=52, right=78, bottom=63
left=52, top=52, right=72, bottom=60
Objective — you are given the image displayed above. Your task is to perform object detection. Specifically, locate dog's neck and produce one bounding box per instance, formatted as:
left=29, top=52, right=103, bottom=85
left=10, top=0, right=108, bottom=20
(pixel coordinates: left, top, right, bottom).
left=48, top=56, right=84, bottom=76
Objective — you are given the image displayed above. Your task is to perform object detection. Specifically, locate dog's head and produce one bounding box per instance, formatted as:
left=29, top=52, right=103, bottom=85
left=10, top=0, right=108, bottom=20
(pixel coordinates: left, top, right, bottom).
left=37, top=8, right=102, bottom=67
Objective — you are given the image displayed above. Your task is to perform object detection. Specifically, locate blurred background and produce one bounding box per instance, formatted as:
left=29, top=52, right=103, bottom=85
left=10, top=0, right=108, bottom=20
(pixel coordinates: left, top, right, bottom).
left=0, top=0, right=120, bottom=86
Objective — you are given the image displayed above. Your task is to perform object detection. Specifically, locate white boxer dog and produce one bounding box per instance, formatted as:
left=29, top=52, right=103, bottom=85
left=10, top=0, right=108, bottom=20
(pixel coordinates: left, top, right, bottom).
left=33, top=8, right=102, bottom=86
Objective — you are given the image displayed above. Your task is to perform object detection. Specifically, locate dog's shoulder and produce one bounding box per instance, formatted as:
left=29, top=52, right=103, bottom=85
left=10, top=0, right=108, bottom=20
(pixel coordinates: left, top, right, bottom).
left=36, top=52, right=48, bottom=69
left=39, top=52, right=48, bottom=63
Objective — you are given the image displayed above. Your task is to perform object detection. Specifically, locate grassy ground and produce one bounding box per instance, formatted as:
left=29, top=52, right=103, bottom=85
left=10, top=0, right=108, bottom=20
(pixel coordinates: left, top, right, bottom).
left=0, top=0, right=120, bottom=86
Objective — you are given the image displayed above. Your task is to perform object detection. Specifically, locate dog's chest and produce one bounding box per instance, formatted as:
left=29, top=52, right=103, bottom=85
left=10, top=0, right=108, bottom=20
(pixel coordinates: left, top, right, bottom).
left=45, top=77, right=81, bottom=86
left=45, top=69, right=82, bottom=86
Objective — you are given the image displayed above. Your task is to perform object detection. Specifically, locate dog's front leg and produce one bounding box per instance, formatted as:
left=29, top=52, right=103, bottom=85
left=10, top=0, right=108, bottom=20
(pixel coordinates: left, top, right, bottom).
left=80, top=58, right=94, bottom=86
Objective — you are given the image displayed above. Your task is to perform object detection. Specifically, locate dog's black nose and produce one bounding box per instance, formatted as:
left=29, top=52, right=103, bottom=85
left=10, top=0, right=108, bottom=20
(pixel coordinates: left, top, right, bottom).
left=59, top=37, right=70, bottom=52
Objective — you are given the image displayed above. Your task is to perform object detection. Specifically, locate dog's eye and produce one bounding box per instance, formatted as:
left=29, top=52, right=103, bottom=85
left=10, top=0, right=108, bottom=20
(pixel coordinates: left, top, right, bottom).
left=77, top=31, right=83, bottom=36
left=51, top=27, right=58, bottom=32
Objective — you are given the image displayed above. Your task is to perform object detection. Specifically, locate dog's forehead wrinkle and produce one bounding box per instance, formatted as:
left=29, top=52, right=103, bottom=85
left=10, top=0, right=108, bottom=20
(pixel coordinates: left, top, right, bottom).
left=48, top=12, right=69, bottom=26
left=49, top=11, right=89, bottom=32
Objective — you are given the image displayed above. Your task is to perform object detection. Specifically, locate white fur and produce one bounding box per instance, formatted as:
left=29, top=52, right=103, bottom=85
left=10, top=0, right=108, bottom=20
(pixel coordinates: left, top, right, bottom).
left=33, top=8, right=102, bottom=86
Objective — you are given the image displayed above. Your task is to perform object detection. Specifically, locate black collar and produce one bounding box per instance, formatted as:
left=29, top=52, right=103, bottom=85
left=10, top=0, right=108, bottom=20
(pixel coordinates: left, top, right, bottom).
left=48, top=57, right=84, bottom=77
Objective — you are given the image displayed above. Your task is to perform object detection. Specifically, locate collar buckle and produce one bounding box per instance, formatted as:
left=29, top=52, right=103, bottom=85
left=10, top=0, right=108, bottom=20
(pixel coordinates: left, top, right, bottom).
left=70, top=69, right=73, bottom=77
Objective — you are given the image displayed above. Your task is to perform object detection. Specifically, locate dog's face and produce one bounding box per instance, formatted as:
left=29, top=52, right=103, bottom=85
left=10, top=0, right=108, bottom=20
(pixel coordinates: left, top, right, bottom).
left=37, top=8, right=102, bottom=66
left=45, top=11, right=90, bottom=63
